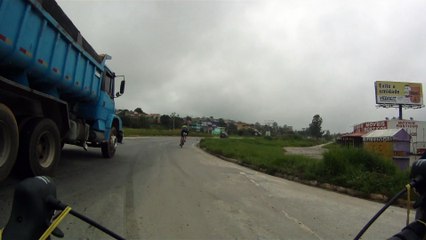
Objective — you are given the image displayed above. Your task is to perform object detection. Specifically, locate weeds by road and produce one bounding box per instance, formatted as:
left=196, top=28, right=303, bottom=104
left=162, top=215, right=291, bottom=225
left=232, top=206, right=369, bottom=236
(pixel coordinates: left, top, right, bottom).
left=200, top=136, right=409, bottom=199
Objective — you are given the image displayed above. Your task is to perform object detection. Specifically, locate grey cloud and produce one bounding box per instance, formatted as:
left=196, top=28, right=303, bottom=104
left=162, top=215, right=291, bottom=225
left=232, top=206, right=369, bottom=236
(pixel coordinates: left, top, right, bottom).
left=57, top=0, right=426, bottom=133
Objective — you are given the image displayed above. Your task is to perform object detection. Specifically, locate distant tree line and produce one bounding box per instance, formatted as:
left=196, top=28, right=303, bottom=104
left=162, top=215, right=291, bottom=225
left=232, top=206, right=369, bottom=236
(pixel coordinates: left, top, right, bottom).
left=117, top=108, right=191, bottom=129
left=117, top=108, right=333, bottom=140
left=248, top=114, right=332, bottom=140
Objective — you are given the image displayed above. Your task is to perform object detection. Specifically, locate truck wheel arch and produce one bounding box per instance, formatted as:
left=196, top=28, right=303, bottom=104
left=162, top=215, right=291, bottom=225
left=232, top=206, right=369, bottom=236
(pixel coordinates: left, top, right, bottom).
left=113, top=116, right=123, bottom=143
left=105, top=114, right=122, bottom=143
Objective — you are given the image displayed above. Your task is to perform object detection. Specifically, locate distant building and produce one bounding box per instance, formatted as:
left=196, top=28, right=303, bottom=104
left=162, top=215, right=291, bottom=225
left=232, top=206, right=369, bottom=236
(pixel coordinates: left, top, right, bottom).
left=355, top=119, right=426, bottom=154
left=190, top=123, right=202, bottom=132
left=340, top=119, right=426, bottom=155
left=362, top=129, right=411, bottom=169
left=235, top=121, right=251, bottom=131
left=338, top=132, right=364, bottom=148
left=212, top=127, right=226, bottom=135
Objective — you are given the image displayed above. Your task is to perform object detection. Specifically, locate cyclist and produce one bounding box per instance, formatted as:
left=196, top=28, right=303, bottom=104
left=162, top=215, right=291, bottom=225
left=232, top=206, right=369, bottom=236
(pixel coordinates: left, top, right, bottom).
left=180, top=124, right=189, bottom=147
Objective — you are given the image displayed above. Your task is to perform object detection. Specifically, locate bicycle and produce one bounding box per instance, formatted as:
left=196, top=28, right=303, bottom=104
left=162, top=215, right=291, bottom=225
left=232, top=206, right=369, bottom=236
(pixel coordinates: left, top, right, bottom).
left=180, top=132, right=188, bottom=148
left=356, top=157, right=426, bottom=240
left=0, top=176, right=125, bottom=240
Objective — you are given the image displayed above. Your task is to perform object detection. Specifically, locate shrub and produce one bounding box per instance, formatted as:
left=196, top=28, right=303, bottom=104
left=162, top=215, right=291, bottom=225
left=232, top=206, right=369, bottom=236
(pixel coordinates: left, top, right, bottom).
left=318, top=147, right=407, bottom=196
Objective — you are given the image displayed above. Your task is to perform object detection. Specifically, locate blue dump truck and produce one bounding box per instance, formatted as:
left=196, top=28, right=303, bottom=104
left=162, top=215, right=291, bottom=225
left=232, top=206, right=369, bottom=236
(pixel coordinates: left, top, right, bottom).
left=0, top=0, right=125, bottom=181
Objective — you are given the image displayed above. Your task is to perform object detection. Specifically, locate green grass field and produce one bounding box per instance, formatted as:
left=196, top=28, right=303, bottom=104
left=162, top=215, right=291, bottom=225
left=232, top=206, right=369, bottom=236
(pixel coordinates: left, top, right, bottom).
left=200, top=137, right=409, bottom=198
left=199, top=137, right=320, bottom=175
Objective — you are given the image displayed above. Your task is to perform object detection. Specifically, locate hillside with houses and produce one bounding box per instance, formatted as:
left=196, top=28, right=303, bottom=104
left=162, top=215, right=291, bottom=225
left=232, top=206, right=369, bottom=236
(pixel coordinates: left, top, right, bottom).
left=116, top=108, right=305, bottom=137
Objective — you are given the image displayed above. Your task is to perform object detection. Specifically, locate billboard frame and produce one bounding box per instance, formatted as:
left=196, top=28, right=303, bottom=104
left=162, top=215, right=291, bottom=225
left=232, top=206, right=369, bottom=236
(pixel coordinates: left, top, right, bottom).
left=375, top=81, right=424, bottom=107
left=374, top=81, right=424, bottom=120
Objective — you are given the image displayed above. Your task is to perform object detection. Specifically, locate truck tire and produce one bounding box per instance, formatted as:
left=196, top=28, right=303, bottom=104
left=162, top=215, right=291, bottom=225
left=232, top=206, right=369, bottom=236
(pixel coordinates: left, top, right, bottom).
left=0, top=104, right=19, bottom=181
left=17, top=118, right=60, bottom=176
left=101, top=127, right=117, bottom=158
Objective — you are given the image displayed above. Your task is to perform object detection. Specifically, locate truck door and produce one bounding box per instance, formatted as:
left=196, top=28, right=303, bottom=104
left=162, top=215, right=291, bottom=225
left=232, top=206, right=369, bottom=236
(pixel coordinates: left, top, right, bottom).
left=101, top=71, right=115, bottom=98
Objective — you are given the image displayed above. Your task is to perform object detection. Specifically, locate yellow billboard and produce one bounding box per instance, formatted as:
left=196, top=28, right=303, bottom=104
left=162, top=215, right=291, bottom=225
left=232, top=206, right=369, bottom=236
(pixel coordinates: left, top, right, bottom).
left=375, top=81, right=423, bottom=105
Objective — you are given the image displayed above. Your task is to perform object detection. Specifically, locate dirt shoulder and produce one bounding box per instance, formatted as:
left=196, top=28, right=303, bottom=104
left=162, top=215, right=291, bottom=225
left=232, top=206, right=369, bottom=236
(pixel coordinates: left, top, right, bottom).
left=283, top=142, right=333, bottom=159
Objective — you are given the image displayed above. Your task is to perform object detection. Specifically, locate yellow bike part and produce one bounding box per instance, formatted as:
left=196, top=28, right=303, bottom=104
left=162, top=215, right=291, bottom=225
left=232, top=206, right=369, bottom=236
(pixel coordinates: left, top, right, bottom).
left=39, top=206, right=72, bottom=240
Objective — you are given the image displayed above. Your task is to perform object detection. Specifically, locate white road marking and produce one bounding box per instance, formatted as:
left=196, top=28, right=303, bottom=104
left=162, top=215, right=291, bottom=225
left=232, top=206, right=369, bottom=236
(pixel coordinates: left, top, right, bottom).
left=281, top=209, right=324, bottom=240
left=249, top=179, right=260, bottom=186
left=240, top=172, right=260, bottom=186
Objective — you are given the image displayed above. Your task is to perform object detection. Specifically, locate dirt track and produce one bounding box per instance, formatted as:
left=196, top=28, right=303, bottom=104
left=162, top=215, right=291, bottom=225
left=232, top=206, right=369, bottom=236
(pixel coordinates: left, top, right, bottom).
left=283, top=142, right=333, bottom=159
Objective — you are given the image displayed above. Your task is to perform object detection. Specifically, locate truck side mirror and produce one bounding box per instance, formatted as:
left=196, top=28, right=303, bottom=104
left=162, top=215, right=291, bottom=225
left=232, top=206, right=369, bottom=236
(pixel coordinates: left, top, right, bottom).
left=120, top=80, right=125, bottom=94
left=115, top=75, right=125, bottom=98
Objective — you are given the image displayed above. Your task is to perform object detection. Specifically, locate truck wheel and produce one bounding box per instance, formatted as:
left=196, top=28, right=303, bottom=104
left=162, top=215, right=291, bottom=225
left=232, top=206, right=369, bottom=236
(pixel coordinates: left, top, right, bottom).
left=0, top=104, right=19, bottom=181
left=101, top=127, right=117, bottom=158
left=17, top=118, right=60, bottom=176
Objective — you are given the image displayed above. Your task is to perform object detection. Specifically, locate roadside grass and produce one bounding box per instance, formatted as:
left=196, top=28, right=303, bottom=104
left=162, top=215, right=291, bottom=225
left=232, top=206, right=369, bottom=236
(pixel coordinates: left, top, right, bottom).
left=316, top=147, right=409, bottom=197
left=200, top=137, right=324, bottom=177
left=200, top=137, right=409, bottom=198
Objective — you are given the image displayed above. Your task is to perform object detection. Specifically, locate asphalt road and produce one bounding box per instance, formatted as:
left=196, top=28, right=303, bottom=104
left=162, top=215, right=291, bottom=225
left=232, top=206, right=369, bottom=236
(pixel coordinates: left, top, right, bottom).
left=0, top=137, right=411, bottom=239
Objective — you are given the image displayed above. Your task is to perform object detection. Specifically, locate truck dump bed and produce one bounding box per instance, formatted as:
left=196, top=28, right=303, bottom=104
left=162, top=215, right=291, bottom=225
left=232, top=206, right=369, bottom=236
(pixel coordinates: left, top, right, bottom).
left=0, top=0, right=106, bottom=102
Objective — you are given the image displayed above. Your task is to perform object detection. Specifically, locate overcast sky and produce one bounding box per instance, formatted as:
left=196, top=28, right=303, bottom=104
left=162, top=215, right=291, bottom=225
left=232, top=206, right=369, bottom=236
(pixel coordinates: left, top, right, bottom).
left=56, top=0, right=426, bottom=133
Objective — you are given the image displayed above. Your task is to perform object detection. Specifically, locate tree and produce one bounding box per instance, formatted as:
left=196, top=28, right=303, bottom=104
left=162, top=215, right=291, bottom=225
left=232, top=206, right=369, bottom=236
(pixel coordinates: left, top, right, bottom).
left=185, top=116, right=192, bottom=124
left=281, top=124, right=293, bottom=134
left=272, top=122, right=278, bottom=135
left=254, top=122, right=262, bottom=131
left=170, top=112, right=177, bottom=129
left=272, top=122, right=278, bottom=129
left=227, top=122, right=238, bottom=135
left=134, top=107, right=144, bottom=114
left=324, top=130, right=332, bottom=141
left=139, top=116, right=150, bottom=128
left=309, top=114, right=324, bottom=138
left=175, top=117, right=184, bottom=128
left=160, top=115, right=171, bottom=129
left=218, top=118, right=226, bottom=127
